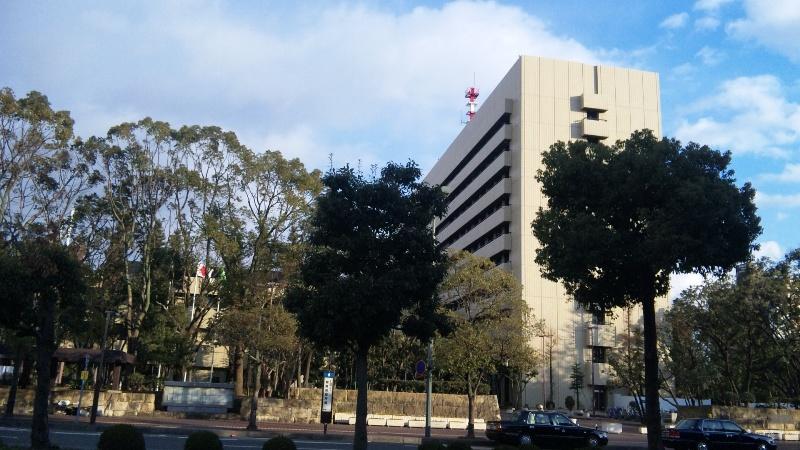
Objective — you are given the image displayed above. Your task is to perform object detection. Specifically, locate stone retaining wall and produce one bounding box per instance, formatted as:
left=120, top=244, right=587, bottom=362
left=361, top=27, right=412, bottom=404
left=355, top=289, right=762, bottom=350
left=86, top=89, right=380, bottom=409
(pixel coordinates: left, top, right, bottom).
left=242, top=388, right=500, bottom=423
left=678, top=405, right=800, bottom=431
left=0, top=387, right=156, bottom=417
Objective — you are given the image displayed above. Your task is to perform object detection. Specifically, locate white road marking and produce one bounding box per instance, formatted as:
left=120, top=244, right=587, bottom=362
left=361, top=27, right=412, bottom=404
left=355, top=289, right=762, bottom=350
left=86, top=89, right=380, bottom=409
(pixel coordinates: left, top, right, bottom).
left=51, top=431, right=101, bottom=436
left=0, top=435, right=19, bottom=439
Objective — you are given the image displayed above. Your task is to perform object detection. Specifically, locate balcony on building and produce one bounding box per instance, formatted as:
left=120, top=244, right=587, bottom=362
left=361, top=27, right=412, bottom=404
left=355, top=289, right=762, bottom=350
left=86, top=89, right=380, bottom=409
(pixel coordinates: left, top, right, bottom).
left=580, top=118, right=609, bottom=140
left=586, top=323, right=615, bottom=347
left=580, top=93, right=608, bottom=112
left=585, top=361, right=610, bottom=386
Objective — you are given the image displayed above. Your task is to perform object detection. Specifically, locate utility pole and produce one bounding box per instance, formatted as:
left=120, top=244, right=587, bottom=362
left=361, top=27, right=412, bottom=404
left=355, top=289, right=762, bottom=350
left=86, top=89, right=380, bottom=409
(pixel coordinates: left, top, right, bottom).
left=425, top=339, right=433, bottom=438
left=90, top=310, right=114, bottom=424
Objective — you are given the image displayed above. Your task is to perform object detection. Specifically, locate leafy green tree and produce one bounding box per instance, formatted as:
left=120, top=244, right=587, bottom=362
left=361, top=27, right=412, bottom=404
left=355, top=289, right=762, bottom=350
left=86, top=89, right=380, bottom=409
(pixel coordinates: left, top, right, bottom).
left=209, top=147, right=321, bottom=396
left=568, top=362, right=584, bottom=410
left=664, top=256, right=799, bottom=406
left=286, top=162, right=448, bottom=450
left=758, top=251, right=800, bottom=403
left=608, top=314, right=645, bottom=419
left=0, top=239, right=87, bottom=449
left=436, top=251, right=539, bottom=437
left=101, top=119, right=176, bottom=357
left=532, top=131, right=761, bottom=449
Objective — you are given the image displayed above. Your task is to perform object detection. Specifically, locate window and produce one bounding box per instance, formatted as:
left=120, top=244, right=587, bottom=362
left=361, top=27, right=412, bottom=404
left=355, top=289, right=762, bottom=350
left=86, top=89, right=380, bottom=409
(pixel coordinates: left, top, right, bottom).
left=592, top=310, right=607, bottom=325
left=676, top=419, right=699, bottom=430
left=721, top=421, right=743, bottom=433
left=702, top=420, right=723, bottom=432
left=591, top=346, right=607, bottom=363
left=534, top=413, right=550, bottom=425
left=586, top=110, right=600, bottom=120
left=552, top=414, right=574, bottom=426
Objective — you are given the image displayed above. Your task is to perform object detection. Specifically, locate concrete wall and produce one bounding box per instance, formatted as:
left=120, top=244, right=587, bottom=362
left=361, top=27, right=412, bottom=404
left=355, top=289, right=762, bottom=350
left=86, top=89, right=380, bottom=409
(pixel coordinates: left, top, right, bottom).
left=242, top=388, right=500, bottom=423
left=0, top=387, right=155, bottom=417
left=678, top=405, right=800, bottom=431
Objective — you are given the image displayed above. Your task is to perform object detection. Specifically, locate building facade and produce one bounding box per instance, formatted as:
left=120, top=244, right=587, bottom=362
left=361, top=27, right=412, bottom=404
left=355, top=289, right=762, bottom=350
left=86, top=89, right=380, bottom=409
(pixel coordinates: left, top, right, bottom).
left=424, top=55, right=666, bottom=411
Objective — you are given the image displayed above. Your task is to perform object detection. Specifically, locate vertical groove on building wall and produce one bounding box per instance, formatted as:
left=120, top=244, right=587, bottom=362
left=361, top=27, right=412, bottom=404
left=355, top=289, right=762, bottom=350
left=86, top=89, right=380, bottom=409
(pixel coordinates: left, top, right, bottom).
left=593, top=66, right=600, bottom=94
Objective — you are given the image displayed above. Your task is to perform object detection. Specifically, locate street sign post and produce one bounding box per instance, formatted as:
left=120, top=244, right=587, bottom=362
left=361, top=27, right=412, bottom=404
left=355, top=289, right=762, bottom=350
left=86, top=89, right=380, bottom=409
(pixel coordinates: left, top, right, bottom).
left=75, top=354, right=89, bottom=422
left=320, top=370, right=335, bottom=434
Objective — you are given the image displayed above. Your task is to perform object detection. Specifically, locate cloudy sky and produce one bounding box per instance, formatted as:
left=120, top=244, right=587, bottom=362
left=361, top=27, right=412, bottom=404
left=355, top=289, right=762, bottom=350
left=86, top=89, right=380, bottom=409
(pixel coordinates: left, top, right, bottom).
left=2, top=0, right=799, bottom=296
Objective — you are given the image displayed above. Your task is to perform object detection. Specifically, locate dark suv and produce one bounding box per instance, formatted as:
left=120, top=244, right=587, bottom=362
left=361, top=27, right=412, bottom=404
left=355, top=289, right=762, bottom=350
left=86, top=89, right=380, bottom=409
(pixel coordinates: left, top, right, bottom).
left=663, top=418, right=777, bottom=450
left=486, top=410, right=608, bottom=448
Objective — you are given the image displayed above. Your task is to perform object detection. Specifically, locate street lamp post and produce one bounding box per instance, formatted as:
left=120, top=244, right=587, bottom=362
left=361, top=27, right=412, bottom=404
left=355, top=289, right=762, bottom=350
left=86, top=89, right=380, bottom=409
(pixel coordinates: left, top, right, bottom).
left=90, top=310, right=114, bottom=424
left=426, top=185, right=449, bottom=438
left=425, top=340, right=433, bottom=438
left=536, top=333, right=553, bottom=407
left=587, top=324, right=596, bottom=416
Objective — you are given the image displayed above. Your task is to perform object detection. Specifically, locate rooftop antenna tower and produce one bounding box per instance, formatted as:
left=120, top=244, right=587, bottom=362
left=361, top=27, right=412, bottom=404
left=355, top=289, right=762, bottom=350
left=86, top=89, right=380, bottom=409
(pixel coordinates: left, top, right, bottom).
left=465, top=73, right=479, bottom=122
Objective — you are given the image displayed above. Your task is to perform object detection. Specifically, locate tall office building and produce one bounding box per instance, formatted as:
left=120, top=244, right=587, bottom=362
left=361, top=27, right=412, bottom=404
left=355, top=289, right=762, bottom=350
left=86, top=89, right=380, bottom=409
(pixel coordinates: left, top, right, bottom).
left=425, top=55, right=664, bottom=410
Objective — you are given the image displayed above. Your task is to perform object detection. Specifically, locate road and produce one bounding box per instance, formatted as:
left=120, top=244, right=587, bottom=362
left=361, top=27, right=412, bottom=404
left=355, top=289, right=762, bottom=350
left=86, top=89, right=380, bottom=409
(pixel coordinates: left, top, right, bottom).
left=2, top=420, right=799, bottom=449
left=2, top=426, right=413, bottom=450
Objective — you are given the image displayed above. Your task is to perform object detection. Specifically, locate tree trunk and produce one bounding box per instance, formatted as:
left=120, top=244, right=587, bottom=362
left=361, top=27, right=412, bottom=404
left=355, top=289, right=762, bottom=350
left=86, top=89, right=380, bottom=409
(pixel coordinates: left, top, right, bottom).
left=303, top=350, right=313, bottom=388
left=642, top=295, right=662, bottom=450
left=20, top=352, right=33, bottom=388
left=353, top=346, right=369, bottom=450
left=31, top=298, right=55, bottom=450
left=247, top=357, right=262, bottom=430
left=4, top=346, right=23, bottom=417
left=234, top=345, right=245, bottom=397
left=466, top=384, right=476, bottom=439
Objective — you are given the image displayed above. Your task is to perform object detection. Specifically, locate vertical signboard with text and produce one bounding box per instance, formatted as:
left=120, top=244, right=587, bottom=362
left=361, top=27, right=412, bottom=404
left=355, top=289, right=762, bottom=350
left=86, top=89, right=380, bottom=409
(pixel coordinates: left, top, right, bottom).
left=320, top=370, right=335, bottom=424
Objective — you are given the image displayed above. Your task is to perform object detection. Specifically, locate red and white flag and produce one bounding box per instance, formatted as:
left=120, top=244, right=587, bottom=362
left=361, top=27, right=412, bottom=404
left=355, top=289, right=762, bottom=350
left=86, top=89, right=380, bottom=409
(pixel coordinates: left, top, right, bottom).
left=196, top=262, right=208, bottom=278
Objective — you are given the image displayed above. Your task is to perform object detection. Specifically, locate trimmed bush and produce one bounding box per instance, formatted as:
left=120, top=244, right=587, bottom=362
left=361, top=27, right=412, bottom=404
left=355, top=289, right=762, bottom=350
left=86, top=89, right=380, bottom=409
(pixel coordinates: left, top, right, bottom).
left=262, top=436, right=296, bottom=450
left=565, top=395, right=575, bottom=411
left=185, top=430, right=223, bottom=450
left=446, top=441, right=472, bottom=450
left=418, top=440, right=446, bottom=450
left=97, top=424, right=146, bottom=450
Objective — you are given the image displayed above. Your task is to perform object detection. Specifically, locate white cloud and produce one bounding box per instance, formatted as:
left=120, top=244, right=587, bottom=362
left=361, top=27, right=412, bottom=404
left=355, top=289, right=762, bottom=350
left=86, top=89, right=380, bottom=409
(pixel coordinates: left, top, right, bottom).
left=694, top=16, right=721, bottom=31
left=777, top=212, right=789, bottom=221
left=728, top=0, right=800, bottom=62
left=754, top=240, right=784, bottom=260
left=0, top=1, right=602, bottom=173
left=671, top=63, right=696, bottom=79
left=675, top=75, right=800, bottom=158
left=755, top=191, right=800, bottom=208
left=760, top=163, right=800, bottom=183
left=660, top=12, right=689, bottom=29
left=694, top=0, right=734, bottom=11
left=669, top=272, right=706, bottom=300
left=696, top=46, right=724, bottom=65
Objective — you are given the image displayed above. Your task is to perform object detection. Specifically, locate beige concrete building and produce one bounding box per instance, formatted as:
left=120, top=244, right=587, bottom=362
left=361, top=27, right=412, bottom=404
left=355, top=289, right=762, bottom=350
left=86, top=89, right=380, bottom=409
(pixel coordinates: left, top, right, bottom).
left=425, top=55, right=663, bottom=411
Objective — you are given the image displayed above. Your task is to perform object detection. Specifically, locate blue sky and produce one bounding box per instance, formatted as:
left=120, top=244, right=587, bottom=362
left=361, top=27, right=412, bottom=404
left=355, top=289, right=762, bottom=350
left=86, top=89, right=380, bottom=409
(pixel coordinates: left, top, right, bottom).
left=2, top=0, right=799, bottom=293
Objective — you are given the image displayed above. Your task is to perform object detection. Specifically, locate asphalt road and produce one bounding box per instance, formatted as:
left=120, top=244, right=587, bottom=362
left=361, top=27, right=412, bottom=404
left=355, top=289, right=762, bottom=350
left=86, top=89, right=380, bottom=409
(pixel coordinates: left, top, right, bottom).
left=1, top=426, right=419, bottom=450
left=2, top=420, right=800, bottom=450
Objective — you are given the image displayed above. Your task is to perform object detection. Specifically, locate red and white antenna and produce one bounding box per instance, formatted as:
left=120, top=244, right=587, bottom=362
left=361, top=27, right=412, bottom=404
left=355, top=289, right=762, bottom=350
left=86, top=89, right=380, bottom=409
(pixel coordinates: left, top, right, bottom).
left=465, top=86, right=479, bottom=122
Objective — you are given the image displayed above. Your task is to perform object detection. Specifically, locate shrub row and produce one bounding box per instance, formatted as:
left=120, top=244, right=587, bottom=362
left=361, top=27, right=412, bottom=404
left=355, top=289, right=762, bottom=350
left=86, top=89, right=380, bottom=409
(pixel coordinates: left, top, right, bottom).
left=97, top=425, right=298, bottom=450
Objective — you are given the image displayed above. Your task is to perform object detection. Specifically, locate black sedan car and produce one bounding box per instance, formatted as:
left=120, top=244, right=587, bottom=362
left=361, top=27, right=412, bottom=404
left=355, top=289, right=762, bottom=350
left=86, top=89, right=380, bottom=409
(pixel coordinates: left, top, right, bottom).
left=486, top=410, right=608, bottom=448
left=663, top=418, right=777, bottom=450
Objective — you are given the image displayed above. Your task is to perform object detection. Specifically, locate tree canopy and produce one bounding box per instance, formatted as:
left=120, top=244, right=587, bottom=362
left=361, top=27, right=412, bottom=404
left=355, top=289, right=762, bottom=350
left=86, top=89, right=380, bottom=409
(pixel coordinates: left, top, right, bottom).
left=532, top=130, right=761, bottom=449
left=436, top=250, right=540, bottom=437
left=286, top=162, right=449, bottom=450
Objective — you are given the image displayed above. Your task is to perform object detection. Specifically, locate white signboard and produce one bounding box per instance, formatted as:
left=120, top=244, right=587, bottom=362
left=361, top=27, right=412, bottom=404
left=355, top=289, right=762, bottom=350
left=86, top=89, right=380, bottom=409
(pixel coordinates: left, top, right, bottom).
left=322, top=373, right=334, bottom=412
